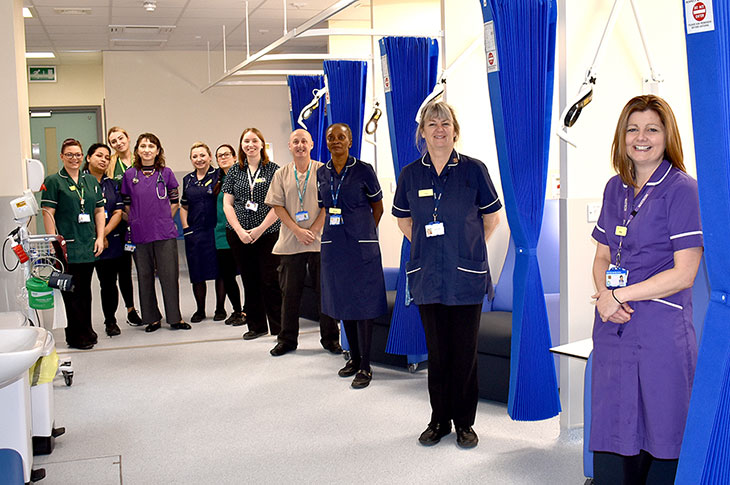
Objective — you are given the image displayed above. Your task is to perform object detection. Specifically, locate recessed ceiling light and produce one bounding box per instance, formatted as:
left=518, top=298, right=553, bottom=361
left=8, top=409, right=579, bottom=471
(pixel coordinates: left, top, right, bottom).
left=53, top=8, right=91, bottom=15
left=143, top=1, right=157, bottom=12
left=23, top=7, right=33, bottom=18
left=25, top=52, right=56, bottom=59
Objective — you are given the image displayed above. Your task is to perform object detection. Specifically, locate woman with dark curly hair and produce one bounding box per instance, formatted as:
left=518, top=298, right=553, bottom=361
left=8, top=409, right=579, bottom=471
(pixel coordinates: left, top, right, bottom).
left=121, top=133, right=190, bottom=333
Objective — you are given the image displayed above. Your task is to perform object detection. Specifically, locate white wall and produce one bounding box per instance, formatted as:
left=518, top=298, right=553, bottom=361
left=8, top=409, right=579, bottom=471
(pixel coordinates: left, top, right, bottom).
left=103, top=50, right=291, bottom=174
left=28, top=61, right=104, bottom=108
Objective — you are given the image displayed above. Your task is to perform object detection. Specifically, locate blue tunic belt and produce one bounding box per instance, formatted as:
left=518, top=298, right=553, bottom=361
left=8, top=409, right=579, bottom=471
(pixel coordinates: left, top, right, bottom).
left=317, top=157, right=387, bottom=320
left=181, top=168, right=220, bottom=283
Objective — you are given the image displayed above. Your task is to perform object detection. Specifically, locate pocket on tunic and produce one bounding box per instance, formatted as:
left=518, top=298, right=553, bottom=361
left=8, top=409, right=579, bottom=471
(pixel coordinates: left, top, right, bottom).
left=455, top=257, right=489, bottom=299
left=405, top=258, right=423, bottom=300
left=357, top=239, right=381, bottom=261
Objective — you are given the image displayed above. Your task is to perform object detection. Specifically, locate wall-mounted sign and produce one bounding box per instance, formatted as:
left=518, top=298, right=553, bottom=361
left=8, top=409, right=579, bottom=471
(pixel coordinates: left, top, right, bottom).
left=28, top=66, right=56, bottom=82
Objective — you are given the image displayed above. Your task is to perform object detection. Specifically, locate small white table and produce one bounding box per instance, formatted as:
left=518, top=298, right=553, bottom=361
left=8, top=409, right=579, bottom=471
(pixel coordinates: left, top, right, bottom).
left=550, top=338, right=592, bottom=360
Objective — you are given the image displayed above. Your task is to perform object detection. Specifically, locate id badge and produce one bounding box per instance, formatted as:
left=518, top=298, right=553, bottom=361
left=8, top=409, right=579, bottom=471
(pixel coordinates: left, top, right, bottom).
left=245, top=200, right=259, bottom=211
left=605, top=264, right=628, bottom=288
left=295, top=210, right=310, bottom=222
left=329, top=214, right=343, bottom=226
left=425, top=221, right=445, bottom=237
left=328, top=207, right=341, bottom=215
left=78, top=213, right=91, bottom=224
left=124, top=243, right=136, bottom=253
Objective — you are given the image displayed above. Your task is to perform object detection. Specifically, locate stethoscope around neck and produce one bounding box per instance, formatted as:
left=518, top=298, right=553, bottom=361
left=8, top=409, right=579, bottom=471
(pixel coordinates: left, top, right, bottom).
left=133, top=168, right=167, bottom=200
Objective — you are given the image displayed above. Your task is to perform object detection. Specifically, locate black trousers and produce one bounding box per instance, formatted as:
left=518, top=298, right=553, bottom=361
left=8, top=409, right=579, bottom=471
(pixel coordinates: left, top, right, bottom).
left=133, top=238, right=182, bottom=324
left=418, top=303, right=481, bottom=428
left=118, top=251, right=135, bottom=309
left=277, top=252, right=339, bottom=347
left=342, top=319, right=373, bottom=371
left=94, top=255, right=133, bottom=324
left=593, top=450, right=679, bottom=485
left=216, top=248, right=242, bottom=313
left=227, top=230, right=281, bottom=335
left=61, top=262, right=97, bottom=347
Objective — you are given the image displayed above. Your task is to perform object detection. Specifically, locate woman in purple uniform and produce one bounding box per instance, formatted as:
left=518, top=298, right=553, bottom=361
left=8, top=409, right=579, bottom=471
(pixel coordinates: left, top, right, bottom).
left=590, top=95, right=703, bottom=484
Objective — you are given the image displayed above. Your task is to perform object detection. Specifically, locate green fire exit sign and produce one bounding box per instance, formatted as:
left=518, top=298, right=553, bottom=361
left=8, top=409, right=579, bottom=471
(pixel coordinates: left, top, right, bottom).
left=28, top=66, right=56, bottom=82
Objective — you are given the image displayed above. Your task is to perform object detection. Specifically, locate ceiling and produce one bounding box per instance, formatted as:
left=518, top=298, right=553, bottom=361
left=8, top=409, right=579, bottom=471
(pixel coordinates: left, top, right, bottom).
left=24, top=0, right=371, bottom=59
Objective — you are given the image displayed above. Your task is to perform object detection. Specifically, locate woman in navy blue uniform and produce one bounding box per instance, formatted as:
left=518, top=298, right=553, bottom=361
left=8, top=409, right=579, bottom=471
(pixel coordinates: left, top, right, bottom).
left=317, top=123, right=387, bottom=389
left=85, top=143, right=125, bottom=337
left=392, top=101, right=501, bottom=448
left=180, top=142, right=225, bottom=323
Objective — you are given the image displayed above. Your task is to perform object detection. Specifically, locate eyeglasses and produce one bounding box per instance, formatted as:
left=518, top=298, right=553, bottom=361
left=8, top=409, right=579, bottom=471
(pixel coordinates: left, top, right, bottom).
left=62, top=153, right=84, bottom=159
left=217, top=152, right=234, bottom=159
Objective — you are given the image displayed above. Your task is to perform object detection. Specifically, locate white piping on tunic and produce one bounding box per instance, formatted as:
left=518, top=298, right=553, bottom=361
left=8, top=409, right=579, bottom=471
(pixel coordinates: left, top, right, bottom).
left=321, top=240, right=332, bottom=244
left=652, top=298, right=683, bottom=310
left=366, top=189, right=382, bottom=198
left=481, top=199, right=500, bottom=210
left=358, top=240, right=378, bottom=243
left=406, top=267, right=422, bottom=275
left=392, top=204, right=410, bottom=213
left=646, top=165, right=672, bottom=186
left=669, top=230, right=703, bottom=240
left=595, top=223, right=606, bottom=233
left=457, top=266, right=488, bottom=275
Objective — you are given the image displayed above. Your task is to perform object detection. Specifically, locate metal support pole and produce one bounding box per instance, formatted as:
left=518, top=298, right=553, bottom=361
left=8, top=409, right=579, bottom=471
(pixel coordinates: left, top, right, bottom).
left=245, top=1, right=250, bottom=59
left=222, top=24, right=227, bottom=72
left=283, top=0, right=288, bottom=35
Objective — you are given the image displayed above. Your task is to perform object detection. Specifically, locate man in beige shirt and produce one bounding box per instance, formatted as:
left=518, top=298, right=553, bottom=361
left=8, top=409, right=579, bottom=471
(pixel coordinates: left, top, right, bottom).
left=265, top=129, right=342, bottom=356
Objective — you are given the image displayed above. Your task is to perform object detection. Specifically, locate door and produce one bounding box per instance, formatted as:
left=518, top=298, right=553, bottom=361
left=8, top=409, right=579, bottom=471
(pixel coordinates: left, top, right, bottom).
left=29, top=107, right=102, bottom=233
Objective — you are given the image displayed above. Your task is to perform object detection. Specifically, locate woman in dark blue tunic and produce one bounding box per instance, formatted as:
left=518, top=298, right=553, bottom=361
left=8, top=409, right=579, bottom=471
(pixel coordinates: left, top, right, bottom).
left=317, top=123, right=387, bottom=389
left=393, top=101, right=501, bottom=449
left=85, top=143, right=126, bottom=337
left=180, top=142, right=225, bottom=323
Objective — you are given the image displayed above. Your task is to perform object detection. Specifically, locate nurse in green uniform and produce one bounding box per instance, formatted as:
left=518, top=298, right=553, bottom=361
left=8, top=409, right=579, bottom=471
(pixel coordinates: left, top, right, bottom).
left=41, top=138, right=105, bottom=350
left=106, top=125, right=143, bottom=326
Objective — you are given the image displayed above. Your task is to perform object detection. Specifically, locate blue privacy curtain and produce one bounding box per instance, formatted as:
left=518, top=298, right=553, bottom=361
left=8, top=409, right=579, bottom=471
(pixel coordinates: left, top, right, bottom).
left=323, top=60, right=368, bottom=159
left=479, top=0, right=560, bottom=420
left=378, top=36, right=439, bottom=356
left=287, top=75, right=328, bottom=164
left=677, top=4, right=730, bottom=483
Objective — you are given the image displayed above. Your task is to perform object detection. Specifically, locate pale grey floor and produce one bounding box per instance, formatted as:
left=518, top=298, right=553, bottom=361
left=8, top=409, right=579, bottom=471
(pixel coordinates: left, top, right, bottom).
left=33, top=272, right=585, bottom=484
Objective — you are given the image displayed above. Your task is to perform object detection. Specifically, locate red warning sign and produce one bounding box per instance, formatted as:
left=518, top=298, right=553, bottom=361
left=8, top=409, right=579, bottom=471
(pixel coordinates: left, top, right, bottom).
left=487, top=52, right=494, bottom=66
left=693, top=2, right=706, bottom=21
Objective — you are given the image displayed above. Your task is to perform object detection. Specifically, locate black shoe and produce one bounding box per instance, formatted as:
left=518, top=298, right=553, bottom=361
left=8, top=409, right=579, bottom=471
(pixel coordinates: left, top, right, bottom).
left=270, top=343, right=296, bottom=356
left=418, top=423, right=452, bottom=446
left=213, top=310, right=227, bottom=321
left=105, top=321, right=121, bottom=337
left=190, top=311, right=205, bottom=323
left=145, top=322, right=161, bottom=333
left=226, top=311, right=246, bottom=326
left=456, top=426, right=478, bottom=448
left=323, top=341, right=343, bottom=354
left=338, top=359, right=359, bottom=377
left=68, top=341, right=94, bottom=350
left=242, top=330, right=267, bottom=340
left=171, top=322, right=192, bottom=330
left=126, top=309, right=143, bottom=326
left=351, top=369, right=372, bottom=389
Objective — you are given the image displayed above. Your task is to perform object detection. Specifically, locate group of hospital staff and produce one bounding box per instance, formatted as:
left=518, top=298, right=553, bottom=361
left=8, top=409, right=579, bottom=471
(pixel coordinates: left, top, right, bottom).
left=39, top=94, right=702, bottom=475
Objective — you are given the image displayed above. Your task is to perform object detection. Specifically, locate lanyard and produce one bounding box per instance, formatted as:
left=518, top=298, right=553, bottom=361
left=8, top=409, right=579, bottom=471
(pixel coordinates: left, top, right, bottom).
left=615, top=186, right=654, bottom=266
left=294, top=162, right=311, bottom=211
left=247, top=164, right=261, bottom=196
left=431, top=173, right=449, bottom=222
left=329, top=158, right=351, bottom=208
left=66, top=174, right=86, bottom=211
